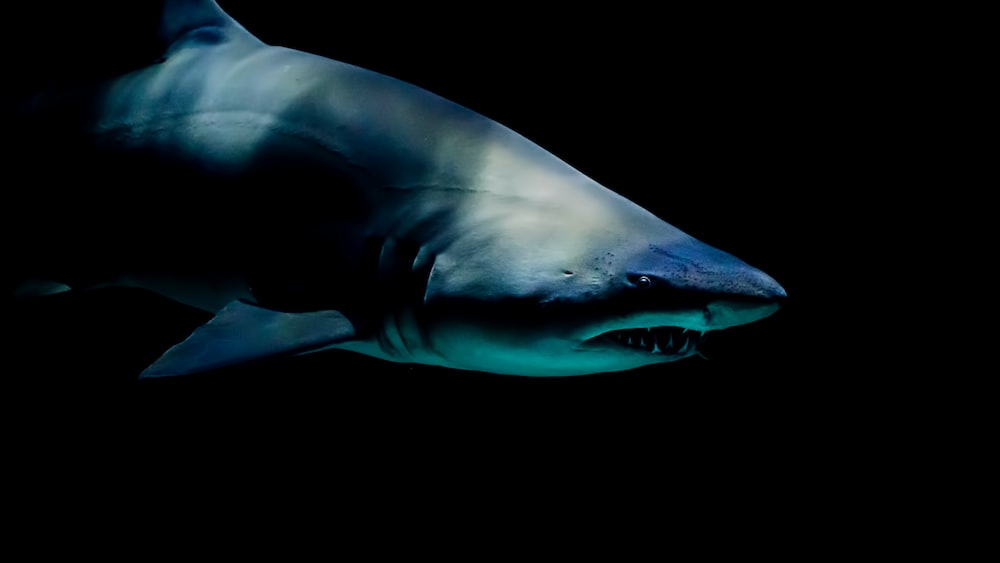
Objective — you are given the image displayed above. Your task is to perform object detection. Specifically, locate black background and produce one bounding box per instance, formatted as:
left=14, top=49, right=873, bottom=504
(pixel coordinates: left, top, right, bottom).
left=3, top=1, right=882, bottom=524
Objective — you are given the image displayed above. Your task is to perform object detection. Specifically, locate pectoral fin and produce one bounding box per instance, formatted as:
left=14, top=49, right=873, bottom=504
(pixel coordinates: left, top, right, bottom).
left=139, top=299, right=356, bottom=378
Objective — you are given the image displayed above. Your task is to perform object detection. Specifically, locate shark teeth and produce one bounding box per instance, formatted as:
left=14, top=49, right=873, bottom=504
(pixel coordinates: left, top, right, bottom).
left=610, top=327, right=703, bottom=355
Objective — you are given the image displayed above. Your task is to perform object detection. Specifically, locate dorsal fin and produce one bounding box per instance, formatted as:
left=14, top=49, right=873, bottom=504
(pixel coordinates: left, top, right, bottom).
left=159, top=0, right=263, bottom=56
left=2, top=1, right=263, bottom=106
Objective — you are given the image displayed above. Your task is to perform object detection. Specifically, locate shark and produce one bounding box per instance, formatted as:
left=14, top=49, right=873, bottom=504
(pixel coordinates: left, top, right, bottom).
left=4, top=0, right=786, bottom=378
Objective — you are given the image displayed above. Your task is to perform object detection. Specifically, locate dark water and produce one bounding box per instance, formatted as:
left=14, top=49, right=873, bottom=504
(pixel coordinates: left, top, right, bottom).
left=3, top=3, right=850, bottom=517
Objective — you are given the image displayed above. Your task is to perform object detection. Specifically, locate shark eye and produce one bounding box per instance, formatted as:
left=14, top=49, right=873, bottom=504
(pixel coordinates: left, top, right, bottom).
left=634, top=275, right=653, bottom=289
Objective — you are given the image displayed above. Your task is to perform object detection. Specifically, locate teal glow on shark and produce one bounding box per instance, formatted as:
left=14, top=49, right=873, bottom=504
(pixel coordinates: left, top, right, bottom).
left=7, top=0, right=785, bottom=377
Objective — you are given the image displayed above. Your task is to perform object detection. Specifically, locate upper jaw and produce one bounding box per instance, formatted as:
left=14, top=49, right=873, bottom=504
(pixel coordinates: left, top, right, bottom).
left=581, top=325, right=705, bottom=358
left=572, top=298, right=774, bottom=359
left=577, top=295, right=783, bottom=343
left=578, top=309, right=712, bottom=342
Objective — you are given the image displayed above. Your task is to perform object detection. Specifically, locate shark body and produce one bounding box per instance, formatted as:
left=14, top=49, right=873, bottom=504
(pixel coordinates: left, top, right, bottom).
left=5, top=0, right=785, bottom=377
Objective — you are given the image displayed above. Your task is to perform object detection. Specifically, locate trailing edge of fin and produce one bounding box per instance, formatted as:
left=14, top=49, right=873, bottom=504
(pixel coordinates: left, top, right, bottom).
left=160, top=0, right=262, bottom=55
left=9, top=278, right=73, bottom=298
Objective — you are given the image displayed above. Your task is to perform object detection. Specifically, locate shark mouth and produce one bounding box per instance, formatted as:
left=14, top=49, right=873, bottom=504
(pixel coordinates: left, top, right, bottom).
left=589, top=327, right=705, bottom=356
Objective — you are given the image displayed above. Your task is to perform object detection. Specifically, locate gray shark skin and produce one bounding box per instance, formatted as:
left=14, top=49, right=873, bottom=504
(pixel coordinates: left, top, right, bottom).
left=6, top=0, right=785, bottom=378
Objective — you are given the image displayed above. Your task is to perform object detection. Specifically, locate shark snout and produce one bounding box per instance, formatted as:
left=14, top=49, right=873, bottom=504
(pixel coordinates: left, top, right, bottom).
left=692, top=251, right=785, bottom=330
left=647, top=236, right=784, bottom=298
left=639, top=236, right=786, bottom=330
left=740, top=266, right=786, bottom=301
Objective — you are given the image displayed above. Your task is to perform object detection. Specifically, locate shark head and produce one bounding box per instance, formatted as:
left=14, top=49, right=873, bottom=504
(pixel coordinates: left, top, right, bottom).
left=378, top=157, right=787, bottom=376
